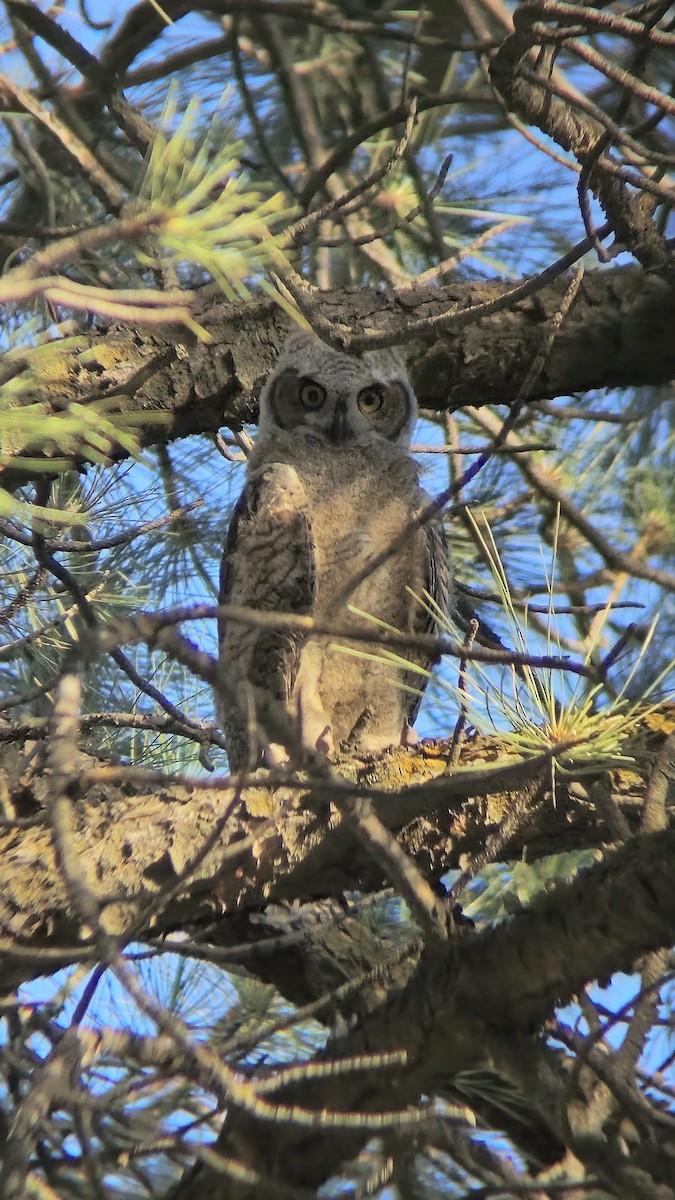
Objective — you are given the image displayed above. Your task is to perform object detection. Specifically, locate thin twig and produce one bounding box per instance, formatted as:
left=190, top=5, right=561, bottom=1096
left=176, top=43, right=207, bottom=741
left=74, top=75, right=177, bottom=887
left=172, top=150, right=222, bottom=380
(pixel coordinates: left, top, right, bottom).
left=448, top=618, right=479, bottom=767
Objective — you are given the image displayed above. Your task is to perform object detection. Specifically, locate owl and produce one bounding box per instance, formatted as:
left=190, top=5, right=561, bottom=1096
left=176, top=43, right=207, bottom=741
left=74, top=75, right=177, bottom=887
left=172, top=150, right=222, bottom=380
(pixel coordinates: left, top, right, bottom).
left=216, top=331, right=451, bottom=770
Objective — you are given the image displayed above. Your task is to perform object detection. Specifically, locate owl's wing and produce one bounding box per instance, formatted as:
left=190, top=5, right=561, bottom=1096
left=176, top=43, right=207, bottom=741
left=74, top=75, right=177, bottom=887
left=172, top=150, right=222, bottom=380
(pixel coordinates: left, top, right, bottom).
left=217, top=463, right=316, bottom=767
left=404, top=511, right=451, bottom=730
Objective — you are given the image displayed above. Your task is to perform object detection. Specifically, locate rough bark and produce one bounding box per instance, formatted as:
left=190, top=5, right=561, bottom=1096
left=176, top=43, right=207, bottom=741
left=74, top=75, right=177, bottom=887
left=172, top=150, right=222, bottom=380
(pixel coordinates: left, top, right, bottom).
left=1, top=711, right=673, bottom=1196
left=1, top=719, right=671, bottom=994
left=173, top=826, right=675, bottom=1198
left=490, top=15, right=675, bottom=282
left=6, top=265, right=675, bottom=482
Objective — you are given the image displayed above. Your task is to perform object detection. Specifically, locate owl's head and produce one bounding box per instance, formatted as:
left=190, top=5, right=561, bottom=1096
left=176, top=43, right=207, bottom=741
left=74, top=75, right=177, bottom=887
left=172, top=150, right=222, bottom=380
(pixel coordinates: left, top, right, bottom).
left=258, top=332, right=417, bottom=448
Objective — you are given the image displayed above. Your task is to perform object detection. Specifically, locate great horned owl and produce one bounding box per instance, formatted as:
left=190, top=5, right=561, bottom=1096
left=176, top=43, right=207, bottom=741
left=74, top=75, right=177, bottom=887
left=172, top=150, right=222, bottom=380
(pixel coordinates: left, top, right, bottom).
left=216, top=331, right=451, bottom=770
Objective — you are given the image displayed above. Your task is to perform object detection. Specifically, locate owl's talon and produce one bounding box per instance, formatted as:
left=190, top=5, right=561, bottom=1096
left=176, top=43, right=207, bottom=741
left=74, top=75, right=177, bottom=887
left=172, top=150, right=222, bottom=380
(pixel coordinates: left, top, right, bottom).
left=401, top=721, right=419, bottom=747
left=264, top=742, right=290, bottom=767
left=315, top=725, right=334, bottom=756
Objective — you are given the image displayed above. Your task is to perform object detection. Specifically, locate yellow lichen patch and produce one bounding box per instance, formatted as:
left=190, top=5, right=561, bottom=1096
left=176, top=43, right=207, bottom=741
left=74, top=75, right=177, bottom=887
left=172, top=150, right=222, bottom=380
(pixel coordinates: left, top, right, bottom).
left=642, top=702, right=675, bottom=736
left=77, top=342, right=133, bottom=373
left=243, top=786, right=279, bottom=819
left=34, top=355, right=79, bottom=388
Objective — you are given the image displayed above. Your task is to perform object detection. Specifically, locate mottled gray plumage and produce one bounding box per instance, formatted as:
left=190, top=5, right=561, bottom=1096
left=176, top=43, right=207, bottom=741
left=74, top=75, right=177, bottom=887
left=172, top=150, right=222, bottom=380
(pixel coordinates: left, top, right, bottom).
left=216, top=331, right=451, bottom=769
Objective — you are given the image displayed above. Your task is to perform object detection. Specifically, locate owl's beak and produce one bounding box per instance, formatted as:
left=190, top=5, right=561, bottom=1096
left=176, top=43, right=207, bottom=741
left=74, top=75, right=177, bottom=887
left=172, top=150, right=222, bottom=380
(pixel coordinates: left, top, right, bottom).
left=329, top=401, right=350, bottom=444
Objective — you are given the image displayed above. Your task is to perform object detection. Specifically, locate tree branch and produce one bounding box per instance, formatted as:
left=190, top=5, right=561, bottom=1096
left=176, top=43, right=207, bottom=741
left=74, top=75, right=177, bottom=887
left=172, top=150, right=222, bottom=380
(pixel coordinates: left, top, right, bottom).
left=173, top=825, right=675, bottom=1197
left=4, top=264, right=675, bottom=482
left=1, top=711, right=672, bottom=993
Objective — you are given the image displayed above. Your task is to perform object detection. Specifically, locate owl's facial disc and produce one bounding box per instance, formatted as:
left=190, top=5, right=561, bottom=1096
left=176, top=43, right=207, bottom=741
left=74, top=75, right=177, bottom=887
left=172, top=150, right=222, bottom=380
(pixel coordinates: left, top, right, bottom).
left=266, top=370, right=327, bottom=432
left=355, top=381, right=411, bottom=442
left=261, top=362, right=415, bottom=445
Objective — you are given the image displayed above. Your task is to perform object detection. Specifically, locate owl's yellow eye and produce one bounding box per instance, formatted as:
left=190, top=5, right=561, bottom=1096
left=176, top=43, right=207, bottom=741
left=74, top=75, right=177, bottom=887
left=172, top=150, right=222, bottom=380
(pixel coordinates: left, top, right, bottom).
left=299, top=380, right=326, bottom=409
left=357, top=385, right=384, bottom=414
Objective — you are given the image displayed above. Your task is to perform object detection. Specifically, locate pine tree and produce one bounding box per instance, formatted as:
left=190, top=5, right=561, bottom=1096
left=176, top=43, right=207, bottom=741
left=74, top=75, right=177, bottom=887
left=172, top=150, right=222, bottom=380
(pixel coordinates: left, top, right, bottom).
left=0, top=3, right=674, bottom=1198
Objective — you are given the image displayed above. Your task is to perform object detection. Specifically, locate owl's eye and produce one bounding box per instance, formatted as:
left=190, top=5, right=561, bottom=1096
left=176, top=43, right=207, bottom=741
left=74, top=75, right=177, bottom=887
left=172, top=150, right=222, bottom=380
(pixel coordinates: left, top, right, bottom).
left=298, top=380, right=326, bottom=410
left=357, top=385, right=385, bottom=414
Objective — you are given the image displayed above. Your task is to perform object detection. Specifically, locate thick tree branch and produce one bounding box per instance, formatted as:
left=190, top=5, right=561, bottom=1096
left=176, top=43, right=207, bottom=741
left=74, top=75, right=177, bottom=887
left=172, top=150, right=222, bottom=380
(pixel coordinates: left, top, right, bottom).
left=172, top=825, right=675, bottom=1198
left=0, top=711, right=672, bottom=1195
left=5, top=264, right=675, bottom=482
left=0, top=712, right=671, bottom=991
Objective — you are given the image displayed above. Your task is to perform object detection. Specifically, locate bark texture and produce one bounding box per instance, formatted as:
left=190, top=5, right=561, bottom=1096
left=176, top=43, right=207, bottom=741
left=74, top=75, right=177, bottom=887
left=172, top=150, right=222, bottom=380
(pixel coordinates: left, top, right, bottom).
left=6, top=266, right=675, bottom=481
left=2, top=720, right=671, bottom=993
left=1, top=710, right=674, bottom=1200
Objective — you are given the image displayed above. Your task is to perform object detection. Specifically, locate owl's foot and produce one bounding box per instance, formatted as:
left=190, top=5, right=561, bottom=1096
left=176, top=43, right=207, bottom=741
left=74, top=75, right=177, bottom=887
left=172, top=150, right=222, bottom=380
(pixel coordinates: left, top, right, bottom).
left=263, top=741, right=290, bottom=767
left=401, top=720, right=419, bottom=747
left=296, top=679, right=334, bottom=760
left=263, top=732, right=333, bottom=769
left=315, top=725, right=334, bottom=756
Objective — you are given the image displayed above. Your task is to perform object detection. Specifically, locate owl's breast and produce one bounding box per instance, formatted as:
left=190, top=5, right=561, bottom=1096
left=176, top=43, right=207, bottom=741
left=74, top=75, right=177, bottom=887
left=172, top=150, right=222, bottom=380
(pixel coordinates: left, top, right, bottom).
left=250, top=437, right=427, bottom=614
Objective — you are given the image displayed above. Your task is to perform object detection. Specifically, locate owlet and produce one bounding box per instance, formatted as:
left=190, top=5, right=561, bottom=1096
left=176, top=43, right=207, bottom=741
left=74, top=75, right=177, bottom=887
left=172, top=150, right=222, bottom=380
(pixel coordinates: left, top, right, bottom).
left=216, top=331, right=451, bottom=769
